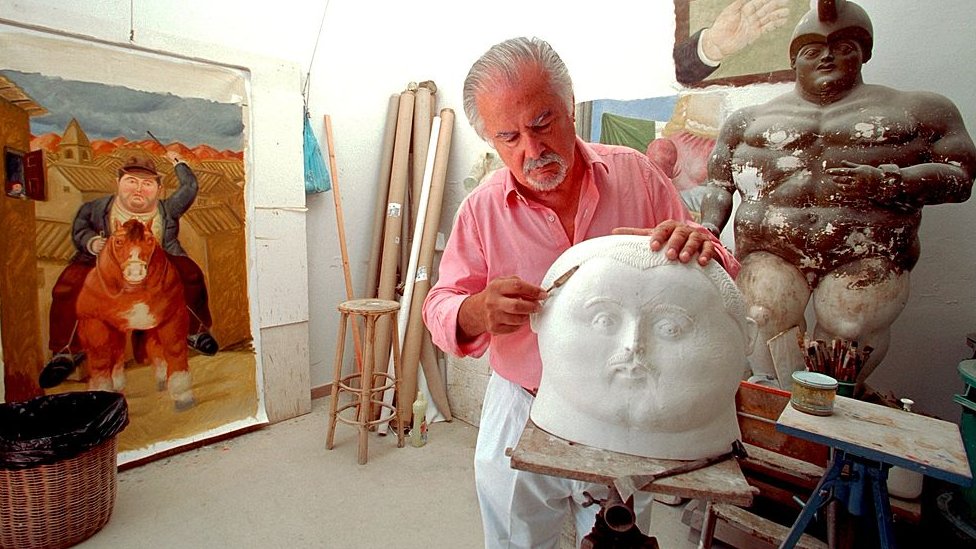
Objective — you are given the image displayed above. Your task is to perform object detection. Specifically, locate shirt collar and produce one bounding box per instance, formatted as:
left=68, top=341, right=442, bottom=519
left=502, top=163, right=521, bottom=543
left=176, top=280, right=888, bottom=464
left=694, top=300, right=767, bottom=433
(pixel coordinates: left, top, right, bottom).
left=503, top=137, right=608, bottom=206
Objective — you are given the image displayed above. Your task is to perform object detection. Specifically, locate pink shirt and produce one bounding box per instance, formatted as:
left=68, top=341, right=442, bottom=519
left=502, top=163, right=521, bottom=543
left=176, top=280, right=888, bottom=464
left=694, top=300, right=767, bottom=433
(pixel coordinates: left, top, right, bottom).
left=422, top=138, right=738, bottom=390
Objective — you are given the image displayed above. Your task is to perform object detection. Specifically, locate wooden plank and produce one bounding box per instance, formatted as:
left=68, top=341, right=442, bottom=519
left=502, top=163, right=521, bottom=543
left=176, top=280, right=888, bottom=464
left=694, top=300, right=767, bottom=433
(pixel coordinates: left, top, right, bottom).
left=509, top=422, right=757, bottom=506
left=260, top=322, right=311, bottom=423
left=778, top=395, right=973, bottom=486
left=711, top=503, right=827, bottom=549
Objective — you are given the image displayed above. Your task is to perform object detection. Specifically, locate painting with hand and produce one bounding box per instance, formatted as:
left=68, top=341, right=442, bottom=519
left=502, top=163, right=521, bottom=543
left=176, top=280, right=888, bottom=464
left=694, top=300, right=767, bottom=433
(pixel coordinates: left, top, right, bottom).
left=0, top=27, right=264, bottom=465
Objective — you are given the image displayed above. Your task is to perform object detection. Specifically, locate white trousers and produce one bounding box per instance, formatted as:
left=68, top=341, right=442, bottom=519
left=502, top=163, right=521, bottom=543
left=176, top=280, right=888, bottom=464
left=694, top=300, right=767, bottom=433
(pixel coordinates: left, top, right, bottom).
left=474, top=373, right=652, bottom=549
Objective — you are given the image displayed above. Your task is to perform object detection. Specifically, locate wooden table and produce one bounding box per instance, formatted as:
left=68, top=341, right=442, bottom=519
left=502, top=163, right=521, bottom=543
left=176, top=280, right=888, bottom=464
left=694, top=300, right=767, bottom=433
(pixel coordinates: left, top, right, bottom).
left=509, top=421, right=758, bottom=547
left=776, top=396, right=973, bottom=549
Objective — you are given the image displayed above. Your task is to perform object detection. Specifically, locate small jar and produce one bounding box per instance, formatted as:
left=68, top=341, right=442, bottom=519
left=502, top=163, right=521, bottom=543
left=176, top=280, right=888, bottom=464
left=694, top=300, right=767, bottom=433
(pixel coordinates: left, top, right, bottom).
left=790, top=371, right=838, bottom=416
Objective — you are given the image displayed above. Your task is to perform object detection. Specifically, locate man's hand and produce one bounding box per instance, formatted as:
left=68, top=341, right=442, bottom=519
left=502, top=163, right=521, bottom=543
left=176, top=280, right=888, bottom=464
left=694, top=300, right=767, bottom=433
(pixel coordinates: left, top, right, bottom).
left=701, top=0, right=791, bottom=62
left=165, top=151, right=184, bottom=166
left=88, top=236, right=107, bottom=255
left=457, top=276, right=547, bottom=341
left=613, top=220, right=717, bottom=266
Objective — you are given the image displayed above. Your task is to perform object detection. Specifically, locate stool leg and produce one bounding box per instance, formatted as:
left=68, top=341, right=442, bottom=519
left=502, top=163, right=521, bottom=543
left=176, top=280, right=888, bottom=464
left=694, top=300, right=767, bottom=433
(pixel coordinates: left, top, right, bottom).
left=358, top=315, right=378, bottom=465
left=326, top=312, right=349, bottom=450
left=389, top=311, right=406, bottom=448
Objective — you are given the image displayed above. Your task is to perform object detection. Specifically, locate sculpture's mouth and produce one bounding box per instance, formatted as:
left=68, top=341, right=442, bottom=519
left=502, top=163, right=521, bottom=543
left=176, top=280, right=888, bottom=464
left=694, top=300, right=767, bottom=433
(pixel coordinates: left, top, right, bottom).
left=816, top=61, right=836, bottom=72
left=608, top=360, right=652, bottom=381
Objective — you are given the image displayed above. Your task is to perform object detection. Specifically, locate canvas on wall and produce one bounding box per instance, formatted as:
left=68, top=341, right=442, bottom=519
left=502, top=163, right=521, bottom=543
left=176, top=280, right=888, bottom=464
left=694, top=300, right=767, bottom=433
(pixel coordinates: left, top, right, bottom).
left=0, top=24, right=266, bottom=465
left=674, top=0, right=809, bottom=87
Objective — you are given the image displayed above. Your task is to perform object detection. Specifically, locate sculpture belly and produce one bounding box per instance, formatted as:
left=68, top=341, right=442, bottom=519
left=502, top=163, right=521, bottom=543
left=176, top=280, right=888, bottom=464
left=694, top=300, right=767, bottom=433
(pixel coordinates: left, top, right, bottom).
left=734, top=201, right=920, bottom=285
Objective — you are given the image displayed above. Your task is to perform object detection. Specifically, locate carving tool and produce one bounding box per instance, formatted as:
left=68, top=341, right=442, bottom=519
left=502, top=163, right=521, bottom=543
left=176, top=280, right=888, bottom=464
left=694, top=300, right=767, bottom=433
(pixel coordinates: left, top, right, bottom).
left=544, top=265, right=579, bottom=294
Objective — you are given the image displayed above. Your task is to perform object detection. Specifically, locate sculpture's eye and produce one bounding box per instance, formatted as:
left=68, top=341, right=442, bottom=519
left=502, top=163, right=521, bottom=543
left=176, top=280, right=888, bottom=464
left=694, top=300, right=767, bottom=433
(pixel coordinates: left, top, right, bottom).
left=799, top=44, right=826, bottom=59
left=590, top=312, right=618, bottom=334
left=653, top=315, right=691, bottom=340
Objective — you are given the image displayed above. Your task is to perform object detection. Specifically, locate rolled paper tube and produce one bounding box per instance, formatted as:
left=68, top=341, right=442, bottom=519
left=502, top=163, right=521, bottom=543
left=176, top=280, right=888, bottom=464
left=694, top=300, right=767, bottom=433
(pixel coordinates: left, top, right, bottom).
left=365, top=94, right=399, bottom=300
left=400, top=109, right=455, bottom=424
left=372, top=90, right=414, bottom=418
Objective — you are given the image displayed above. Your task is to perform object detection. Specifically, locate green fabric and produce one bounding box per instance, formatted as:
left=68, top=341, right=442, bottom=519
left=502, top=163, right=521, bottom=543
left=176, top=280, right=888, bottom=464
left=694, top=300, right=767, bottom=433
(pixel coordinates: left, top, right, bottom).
left=599, top=112, right=656, bottom=152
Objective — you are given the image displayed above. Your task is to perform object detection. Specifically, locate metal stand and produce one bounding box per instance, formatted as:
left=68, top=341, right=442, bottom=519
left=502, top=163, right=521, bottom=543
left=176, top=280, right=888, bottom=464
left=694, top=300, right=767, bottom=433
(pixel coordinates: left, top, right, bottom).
left=779, top=449, right=895, bottom=549
left=581, top=486, right=659, bottom=549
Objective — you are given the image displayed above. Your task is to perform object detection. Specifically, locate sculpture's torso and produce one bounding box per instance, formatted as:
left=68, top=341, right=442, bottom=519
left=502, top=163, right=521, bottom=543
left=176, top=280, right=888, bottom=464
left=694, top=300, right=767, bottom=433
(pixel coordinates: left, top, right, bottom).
left=730, top=84, right=928, bottom=285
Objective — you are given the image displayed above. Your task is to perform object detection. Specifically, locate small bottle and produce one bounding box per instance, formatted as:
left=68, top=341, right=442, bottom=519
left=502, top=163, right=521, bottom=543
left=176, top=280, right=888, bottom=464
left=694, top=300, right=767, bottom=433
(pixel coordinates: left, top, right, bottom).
left=410, top=391, right=428, bottom=447
left=887, top=397, right=923, bottom=499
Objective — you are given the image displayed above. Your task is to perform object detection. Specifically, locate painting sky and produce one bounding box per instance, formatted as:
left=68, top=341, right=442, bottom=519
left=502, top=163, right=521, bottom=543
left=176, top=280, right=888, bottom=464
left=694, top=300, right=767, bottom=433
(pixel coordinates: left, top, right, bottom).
left=2, top=70, right=244, bottom=151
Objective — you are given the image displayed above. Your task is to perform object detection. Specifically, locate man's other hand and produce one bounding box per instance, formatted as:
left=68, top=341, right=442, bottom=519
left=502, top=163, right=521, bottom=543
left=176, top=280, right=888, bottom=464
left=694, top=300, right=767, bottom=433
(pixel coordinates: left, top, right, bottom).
left=613, top=220, right=716, bottom=266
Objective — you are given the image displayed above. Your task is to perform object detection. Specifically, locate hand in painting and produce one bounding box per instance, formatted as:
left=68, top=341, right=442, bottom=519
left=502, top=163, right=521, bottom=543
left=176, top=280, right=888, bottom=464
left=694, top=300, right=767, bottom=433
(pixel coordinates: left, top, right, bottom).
left=165, top=150, right=184, bottom=166
left=613, top=220, right=718, bottom=267
left=701, top=0, right=792, bottom=63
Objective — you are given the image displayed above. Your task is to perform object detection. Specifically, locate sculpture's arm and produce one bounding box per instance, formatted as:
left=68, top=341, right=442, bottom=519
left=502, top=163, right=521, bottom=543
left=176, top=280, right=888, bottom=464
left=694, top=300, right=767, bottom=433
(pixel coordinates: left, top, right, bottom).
left=827, top=94, right=976, bottom=208
left=699, top=111, right=744, bottom=237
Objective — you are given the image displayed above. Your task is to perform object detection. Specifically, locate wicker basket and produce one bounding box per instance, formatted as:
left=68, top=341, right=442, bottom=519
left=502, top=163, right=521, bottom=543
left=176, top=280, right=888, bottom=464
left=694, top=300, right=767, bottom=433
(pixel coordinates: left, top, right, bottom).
left=0, top=436, right=119, bottom=549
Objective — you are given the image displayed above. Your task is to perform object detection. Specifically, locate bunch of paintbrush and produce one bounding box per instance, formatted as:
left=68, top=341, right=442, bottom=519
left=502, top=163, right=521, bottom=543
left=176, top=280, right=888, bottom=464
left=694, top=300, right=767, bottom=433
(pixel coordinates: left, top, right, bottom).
left=800, top=337, right=873, bottom=382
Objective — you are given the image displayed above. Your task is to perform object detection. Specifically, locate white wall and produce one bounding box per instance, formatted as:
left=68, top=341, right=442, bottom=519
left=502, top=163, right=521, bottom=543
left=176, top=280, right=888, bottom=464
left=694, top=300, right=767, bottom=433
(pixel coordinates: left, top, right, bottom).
left=5, top=0, right=974, bottom=421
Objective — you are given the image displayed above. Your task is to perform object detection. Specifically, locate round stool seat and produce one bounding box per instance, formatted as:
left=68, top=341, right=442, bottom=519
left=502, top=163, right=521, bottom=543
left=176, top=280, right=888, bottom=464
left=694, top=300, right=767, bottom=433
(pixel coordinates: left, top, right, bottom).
left=338, top=298, right=399, bottom=316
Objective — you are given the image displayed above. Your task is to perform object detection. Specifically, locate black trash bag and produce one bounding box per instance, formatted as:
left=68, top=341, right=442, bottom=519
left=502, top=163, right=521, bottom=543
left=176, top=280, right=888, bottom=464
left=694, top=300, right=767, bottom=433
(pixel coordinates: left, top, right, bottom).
left=0, top=391, right=129, bottom=470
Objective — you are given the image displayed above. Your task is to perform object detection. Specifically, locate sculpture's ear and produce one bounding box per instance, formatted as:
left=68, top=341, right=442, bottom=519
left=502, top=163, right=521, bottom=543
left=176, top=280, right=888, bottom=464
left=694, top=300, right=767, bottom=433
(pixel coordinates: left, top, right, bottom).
left=743, top=317, right=760, bottom=356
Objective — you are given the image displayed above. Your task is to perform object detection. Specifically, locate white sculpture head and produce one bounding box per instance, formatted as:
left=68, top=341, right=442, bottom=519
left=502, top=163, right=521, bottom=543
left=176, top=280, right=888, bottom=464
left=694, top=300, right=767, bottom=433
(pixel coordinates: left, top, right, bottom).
left=529, top=234, right=757, bottom=459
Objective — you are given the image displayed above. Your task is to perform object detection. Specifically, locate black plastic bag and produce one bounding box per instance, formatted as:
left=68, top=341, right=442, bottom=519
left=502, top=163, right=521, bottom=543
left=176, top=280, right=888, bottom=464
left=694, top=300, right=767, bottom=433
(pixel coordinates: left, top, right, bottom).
left=0, top=391, right=129, bottom=470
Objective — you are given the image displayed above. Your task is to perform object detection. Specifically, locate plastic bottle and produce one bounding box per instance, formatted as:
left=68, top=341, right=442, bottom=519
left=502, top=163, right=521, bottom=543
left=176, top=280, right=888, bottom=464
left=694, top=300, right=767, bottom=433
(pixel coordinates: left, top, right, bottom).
left=410, top=391, right=428, bottom=447
left=887, top=398, right=924, bottom=499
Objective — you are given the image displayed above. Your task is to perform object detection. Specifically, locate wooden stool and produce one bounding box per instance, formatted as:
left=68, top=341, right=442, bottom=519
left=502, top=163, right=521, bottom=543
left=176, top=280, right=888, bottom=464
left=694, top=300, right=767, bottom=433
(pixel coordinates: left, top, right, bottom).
left=326, top=298, right=405, bottom=464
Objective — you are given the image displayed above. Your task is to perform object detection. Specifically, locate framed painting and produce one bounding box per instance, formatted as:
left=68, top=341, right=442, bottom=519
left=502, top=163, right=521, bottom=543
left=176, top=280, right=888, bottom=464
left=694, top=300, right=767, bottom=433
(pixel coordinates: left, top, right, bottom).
left=0, top=24, right=267, bottom=465
left=674, top=0, right=809, bottom=88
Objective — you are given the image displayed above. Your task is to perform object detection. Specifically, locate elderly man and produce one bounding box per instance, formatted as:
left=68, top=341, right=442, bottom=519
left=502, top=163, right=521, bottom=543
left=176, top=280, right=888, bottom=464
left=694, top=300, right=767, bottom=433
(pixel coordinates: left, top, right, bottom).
left=423, top=36, right=738, bottom=548
left=700, top=0, right=976, bottom=384
left=40, top=150, right=219, bottom=388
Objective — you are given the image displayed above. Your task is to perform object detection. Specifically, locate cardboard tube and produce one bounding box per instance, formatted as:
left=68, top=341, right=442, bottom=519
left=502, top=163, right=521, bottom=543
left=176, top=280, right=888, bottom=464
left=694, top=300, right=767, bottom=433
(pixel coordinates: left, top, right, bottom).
left=399, top=109, right=455, bottom=423
left=378, top=116, right=441, bottom=433
left=410, top=87, right=433, bottom=227
left=373, top=90, right=415, bottom=405
left=421, top=330, right=452, bottom=421
left=365, top=94, right=399, bottom=299
left=399, top=86, right=433, bottom=284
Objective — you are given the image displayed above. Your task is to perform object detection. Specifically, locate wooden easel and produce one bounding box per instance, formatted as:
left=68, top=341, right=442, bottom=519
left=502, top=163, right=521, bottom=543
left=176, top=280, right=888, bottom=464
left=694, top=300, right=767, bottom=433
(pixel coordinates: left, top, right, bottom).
left=508, top=421, right=758, bottom=548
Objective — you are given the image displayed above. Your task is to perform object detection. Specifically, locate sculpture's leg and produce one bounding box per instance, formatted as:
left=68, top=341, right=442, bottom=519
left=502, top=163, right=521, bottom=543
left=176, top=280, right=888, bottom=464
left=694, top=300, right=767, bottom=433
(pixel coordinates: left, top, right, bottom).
left=812, top=258, right=909, bottom=383
left=736, top=252, right=810, bottom=381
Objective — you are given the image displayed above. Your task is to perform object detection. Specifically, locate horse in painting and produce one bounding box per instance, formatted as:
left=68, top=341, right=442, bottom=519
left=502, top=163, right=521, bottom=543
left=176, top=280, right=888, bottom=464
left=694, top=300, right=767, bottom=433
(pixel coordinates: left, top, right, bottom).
left=76, top=218, right=195, bottom=410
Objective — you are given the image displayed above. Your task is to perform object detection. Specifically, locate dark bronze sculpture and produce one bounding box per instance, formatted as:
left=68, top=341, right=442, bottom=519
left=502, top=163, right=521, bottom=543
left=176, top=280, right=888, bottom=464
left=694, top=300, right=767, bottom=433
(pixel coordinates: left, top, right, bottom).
left=700, top=0, right=976, bottom=384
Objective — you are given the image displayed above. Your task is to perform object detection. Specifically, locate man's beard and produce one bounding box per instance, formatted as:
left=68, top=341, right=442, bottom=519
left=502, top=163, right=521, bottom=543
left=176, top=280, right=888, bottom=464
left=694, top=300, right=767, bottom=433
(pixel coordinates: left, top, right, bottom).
left=523, top=152, right=567, bottom=192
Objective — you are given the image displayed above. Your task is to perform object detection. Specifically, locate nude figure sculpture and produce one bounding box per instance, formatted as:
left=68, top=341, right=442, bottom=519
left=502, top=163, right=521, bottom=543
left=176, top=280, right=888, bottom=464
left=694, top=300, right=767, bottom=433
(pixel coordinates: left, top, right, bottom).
left=699, top=0, right=976, bottom=384
left=529, top=235, right=757, bottom=460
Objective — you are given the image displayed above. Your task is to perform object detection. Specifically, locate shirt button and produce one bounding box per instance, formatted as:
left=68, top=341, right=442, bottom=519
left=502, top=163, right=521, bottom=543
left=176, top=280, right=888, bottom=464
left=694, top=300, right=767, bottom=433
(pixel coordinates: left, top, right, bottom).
left=547, top=215, right=555, bottom=222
